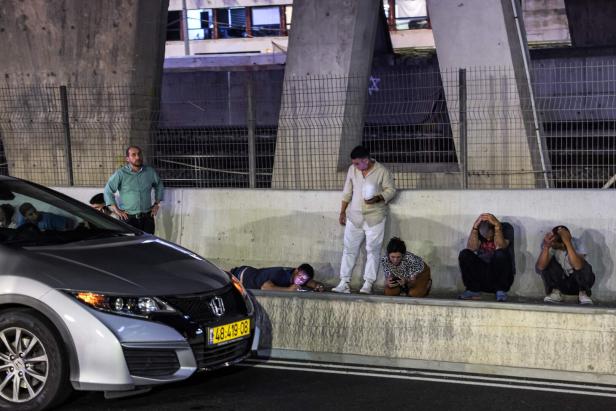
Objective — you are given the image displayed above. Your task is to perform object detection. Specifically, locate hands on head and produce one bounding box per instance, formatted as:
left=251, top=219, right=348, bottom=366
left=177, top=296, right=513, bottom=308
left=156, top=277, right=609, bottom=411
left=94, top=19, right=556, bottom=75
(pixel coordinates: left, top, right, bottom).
left=556, top=226, right=572, bottom=243
left=543, top=232, right=556, bottom=249
left=543, top=226, right=571, bottom=249
left=473, top=213, right=500, bottom=229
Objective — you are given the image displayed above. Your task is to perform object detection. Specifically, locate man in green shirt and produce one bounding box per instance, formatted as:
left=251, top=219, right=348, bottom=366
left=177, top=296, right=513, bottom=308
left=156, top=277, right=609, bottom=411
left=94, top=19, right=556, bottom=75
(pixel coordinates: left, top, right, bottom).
left=104, top=146, right=164, bottom=234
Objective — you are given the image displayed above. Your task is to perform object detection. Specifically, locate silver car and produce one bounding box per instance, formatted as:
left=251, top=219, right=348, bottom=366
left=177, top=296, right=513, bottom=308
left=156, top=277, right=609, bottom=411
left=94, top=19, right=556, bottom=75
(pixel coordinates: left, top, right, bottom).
left=0, top=176, right=258, bottom=410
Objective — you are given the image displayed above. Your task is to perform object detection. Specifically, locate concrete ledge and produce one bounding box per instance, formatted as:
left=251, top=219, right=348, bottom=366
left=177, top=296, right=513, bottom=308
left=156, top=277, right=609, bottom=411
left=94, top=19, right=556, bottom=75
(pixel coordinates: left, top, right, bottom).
left=253, top=291, right=616, bottom=385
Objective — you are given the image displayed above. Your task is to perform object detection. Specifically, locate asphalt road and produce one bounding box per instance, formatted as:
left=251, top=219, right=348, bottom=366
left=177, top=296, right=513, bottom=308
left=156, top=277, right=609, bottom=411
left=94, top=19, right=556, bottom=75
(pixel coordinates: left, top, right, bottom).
left=57, top=359, right=616, bottom=411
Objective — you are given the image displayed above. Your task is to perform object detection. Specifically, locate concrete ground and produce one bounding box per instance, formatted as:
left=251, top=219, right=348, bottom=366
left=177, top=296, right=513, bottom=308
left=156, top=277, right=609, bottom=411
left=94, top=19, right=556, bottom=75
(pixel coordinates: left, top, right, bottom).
left=58, top=359, right=616, bottom=410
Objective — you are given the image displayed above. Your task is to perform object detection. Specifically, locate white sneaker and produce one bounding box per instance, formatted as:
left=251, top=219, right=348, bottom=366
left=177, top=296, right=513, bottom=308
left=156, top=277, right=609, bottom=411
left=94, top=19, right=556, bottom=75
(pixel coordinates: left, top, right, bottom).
left=332, top=281, right=350, bottom=294
left=359, top=281, right=373, bottom=294
left=579, top=291, right=593, bottom=305
left=544, top=289, right=563, bottom=303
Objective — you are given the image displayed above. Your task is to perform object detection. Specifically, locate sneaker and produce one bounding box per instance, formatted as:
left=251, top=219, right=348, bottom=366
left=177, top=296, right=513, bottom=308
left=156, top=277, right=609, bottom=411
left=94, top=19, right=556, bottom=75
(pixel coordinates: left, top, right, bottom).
left=544, top=289, right=563, bottom=303
left=459, top=290, right=481, bottom=300
left=496, top=291, right=507, bottom=302
left=359, top=280, right=373, bottom=294
left=332, top=281, right=350, bottom=294
left=579, top=291, right=593, bottom=305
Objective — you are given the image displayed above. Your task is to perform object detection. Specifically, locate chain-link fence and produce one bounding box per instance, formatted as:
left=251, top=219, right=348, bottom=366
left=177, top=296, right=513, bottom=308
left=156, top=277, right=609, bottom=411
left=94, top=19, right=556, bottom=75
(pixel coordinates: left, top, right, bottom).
left=1, top=61, right=615, bottom=190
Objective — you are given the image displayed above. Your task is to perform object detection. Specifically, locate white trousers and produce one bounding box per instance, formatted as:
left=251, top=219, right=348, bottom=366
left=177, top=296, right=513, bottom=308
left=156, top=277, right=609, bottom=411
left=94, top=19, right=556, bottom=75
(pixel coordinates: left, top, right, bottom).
left=339, top=218, right=386, bottom=283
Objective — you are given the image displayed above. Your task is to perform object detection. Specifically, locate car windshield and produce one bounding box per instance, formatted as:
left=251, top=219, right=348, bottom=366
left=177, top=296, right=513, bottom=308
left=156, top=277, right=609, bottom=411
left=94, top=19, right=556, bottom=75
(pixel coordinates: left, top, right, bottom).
left=0, top=179, right=138, bottom=246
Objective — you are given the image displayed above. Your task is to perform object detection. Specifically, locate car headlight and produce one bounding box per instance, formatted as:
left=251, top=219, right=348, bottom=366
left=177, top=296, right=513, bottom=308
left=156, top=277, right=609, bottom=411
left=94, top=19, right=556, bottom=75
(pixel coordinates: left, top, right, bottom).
left=228, top=273, right=255, bottom=316
left=68, top=291, right=177, bottom=318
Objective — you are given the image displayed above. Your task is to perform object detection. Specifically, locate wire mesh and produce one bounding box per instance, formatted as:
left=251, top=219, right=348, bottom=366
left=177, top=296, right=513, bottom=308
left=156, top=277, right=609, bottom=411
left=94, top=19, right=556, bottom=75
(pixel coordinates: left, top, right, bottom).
left=0, top=61, right=615, bottom=190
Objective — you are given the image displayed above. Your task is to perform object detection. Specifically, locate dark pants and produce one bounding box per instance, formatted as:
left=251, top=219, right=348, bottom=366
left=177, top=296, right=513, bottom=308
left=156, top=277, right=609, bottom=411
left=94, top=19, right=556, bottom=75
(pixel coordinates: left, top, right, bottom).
left=540, top=257, right=595, bottom=296
left=126, top=214, right=155, bottom=234
left=459, top=249, right=515, bottom=293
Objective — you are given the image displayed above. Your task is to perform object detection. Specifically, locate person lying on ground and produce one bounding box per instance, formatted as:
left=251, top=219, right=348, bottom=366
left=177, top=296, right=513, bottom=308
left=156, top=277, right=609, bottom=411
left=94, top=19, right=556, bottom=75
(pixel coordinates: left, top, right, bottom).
left=230, top=264, right=325, bottom=292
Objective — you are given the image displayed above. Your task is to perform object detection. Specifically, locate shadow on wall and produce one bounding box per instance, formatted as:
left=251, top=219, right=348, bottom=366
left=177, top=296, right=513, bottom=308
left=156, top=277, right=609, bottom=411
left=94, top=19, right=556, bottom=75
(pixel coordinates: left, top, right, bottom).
left=507, top=215, right=540, bottom=296
left=387, top=213, right=468, bottom=293
left=581, top=228, right=613, bottom=301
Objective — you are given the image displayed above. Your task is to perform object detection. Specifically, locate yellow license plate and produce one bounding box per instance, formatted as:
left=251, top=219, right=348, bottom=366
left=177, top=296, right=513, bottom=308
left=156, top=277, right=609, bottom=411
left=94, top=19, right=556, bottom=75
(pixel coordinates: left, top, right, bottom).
left=208, top=319, right=251, bottom=345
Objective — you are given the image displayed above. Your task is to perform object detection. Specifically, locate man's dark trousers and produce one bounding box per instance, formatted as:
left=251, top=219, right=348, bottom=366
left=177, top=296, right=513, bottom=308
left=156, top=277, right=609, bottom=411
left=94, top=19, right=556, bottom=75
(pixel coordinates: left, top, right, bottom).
left=459, top=249, right=514, bottom=292
left=540, top=257, right=595, bottom=296
left=126, top=213, right=155, bottom=234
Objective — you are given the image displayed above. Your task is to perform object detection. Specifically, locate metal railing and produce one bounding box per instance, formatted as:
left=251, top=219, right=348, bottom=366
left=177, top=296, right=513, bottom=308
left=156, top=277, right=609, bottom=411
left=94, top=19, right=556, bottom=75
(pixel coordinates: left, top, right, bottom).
left=1, top=61, right=615, bottom=190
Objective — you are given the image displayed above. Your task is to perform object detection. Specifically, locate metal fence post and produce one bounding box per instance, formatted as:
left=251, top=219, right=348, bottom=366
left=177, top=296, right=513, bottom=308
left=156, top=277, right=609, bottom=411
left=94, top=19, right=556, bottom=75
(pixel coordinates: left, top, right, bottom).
left=59, top=85, right=74, bottom=186
left=246, top=74, right=257, bottom=188
left=182, top=0, right=190, bottom=56
left=459, top=69, right=468, bottom=189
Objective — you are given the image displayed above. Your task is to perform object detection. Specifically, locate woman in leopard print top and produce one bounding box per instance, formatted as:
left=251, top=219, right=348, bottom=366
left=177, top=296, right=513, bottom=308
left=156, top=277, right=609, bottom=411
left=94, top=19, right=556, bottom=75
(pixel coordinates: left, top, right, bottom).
left=381, top=237, right=432, bottom=297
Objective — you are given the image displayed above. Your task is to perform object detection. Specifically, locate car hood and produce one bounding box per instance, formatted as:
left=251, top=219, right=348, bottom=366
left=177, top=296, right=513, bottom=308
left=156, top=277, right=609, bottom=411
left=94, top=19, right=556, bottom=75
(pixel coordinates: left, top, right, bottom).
left=6, top=236, right=230, bottom=295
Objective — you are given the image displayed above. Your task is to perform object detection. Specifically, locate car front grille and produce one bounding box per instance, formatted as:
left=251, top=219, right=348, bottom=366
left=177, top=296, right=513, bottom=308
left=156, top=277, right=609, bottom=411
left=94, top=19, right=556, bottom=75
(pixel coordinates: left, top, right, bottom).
left=191, top=338, right=251, bottom=370
left=163, top=287, right=246, bottom=324
left=123, top=348, right=180, bottom=377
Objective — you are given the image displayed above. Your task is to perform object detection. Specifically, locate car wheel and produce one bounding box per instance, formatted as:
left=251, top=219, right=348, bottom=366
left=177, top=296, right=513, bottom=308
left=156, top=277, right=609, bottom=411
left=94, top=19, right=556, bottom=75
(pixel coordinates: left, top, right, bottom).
left=0, top=309, right=71, bottom=411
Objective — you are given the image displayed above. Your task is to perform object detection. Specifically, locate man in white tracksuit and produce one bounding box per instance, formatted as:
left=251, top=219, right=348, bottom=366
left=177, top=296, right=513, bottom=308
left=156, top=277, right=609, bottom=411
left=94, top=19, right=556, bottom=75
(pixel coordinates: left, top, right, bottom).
left=332, top=145, right=396, bottom=294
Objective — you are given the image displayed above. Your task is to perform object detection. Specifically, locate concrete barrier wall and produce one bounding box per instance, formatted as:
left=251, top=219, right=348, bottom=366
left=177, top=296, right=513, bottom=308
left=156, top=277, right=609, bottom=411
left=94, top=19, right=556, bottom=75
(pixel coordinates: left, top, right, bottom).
left=57, top=188, right=616, bottom=301
left=253, top=291, right=616, bottom=384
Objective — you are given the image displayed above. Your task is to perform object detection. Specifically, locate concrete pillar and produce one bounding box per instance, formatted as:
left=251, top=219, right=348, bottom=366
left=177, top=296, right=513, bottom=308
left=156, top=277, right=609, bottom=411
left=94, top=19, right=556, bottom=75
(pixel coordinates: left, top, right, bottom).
left=564, top=0, right=616, bottom=47
left=430, top=0, right=550, bottom=188
left=0, top=1, right=168, bottom=186
left=272, top=0, right=381, bottom=189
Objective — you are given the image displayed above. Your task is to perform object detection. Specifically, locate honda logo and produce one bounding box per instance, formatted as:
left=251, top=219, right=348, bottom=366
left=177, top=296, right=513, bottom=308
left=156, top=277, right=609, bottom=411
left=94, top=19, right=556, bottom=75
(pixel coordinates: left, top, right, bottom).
left=209, top=296, right=225, bottom=317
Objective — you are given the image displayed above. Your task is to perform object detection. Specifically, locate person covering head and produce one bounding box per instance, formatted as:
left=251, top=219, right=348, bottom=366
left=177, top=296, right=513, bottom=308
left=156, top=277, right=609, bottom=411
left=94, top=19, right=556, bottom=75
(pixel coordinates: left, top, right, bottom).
left=536, top=225, right=595, bottom=305
left=478, top=221, right=494, bottom=240
left=459, top=213, right=515, bottom=302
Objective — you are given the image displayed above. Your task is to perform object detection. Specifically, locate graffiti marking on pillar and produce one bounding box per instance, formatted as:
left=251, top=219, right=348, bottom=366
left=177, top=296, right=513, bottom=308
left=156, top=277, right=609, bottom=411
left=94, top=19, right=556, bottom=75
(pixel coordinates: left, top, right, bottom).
left=368, top=76, right=381, bottom=96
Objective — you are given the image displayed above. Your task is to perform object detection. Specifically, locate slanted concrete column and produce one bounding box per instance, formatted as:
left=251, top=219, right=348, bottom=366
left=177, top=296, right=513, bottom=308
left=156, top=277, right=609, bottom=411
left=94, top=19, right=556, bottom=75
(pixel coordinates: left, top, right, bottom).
left=272, top=0, right=381, bottom=189
left=430, top=0, right=550, bottom=188
left=0, top=0, right=168, bottom=186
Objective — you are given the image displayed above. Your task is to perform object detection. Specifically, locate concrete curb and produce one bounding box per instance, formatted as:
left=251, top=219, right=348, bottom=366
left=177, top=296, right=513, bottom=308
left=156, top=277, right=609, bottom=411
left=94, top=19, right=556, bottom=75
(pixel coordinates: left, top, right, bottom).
left=252, top=291, right=616, bottom=385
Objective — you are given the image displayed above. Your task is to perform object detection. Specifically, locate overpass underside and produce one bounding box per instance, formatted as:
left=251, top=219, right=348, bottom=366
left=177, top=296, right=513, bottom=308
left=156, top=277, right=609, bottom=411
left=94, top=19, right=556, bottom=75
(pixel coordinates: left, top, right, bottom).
left=272, top=0, right=550, bottom=189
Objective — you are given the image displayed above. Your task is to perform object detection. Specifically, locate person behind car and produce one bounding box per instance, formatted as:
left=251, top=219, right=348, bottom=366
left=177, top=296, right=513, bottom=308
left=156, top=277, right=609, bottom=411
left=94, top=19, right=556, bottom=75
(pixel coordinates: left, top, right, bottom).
left=18, top=202, right=75, bottom=231
left=382, top=237, right=432, bottom=298
left=458, top=213, right=515, bottom=302
left=89, top=193, right=114, bottom=217
left=536, top=225, right=595, bottom=305
left=0, top=203, right=16, bottom=228
left=104, top=146, right=164, bottom=234
left=230, top=264, right=324, bottom=292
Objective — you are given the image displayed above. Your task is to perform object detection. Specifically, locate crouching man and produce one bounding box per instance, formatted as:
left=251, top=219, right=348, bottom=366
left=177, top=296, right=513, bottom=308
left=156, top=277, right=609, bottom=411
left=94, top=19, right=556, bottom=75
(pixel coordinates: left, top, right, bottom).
left=458, top=213, right=515, bottom=302
left=536, top=226, right=595, bottom=305
left=230, top=264, right=325, bottom=292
